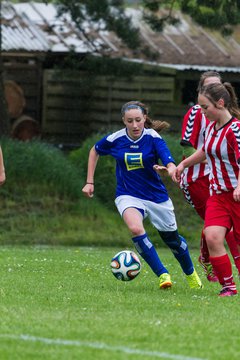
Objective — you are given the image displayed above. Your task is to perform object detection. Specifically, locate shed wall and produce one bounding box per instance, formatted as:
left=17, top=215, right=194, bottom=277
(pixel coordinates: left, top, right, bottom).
left=42, top=69, right=185, bottom=144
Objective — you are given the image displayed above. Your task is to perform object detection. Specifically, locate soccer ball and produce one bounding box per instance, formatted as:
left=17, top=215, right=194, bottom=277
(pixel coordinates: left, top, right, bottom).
left=110, top=250, right=141, bottom=281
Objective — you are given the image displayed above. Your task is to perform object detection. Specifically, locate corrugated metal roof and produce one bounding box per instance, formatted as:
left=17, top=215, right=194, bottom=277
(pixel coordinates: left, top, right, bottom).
left=125, top=8, right=240, bottom=69
left=1, top=1, right=106, bottom=53
left=2, top=2, right=50, bottom=51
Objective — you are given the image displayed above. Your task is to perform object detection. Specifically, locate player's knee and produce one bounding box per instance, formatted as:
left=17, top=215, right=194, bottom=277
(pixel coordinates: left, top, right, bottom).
left=205, top=229, right=223, bottom=250
left=158, top=230, right=188, bottom=254
left=128, top=224, right=145, bottom=237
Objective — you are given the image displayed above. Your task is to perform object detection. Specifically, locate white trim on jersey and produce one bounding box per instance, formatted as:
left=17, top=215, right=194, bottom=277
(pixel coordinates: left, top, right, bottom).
left=106, top=128, right=162, bottom=143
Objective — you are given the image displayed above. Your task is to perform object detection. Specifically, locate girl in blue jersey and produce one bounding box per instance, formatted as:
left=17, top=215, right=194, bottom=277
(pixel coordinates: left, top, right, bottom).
left=82, top=101, right=202, bottom=290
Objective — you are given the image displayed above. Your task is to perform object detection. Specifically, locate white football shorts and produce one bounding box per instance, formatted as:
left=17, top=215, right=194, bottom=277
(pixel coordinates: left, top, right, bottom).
left=115, top=195, right=177, bottom=232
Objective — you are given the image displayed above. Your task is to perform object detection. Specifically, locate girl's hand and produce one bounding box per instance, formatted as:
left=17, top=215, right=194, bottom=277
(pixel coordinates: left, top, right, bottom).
left=233, top=186, right=240, bottom=202
left=82, top=183, right=94, bottom=198
left=172, top=163, right=185, bottom=183
left=153, top=164, right=169, bottom=176
left=153, top=163, right=177, bottom=178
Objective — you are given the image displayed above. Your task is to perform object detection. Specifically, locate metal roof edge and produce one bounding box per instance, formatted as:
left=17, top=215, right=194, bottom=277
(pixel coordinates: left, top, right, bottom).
left=122, top=58, right=240, bottom=73
left=156, top=63, right=240, bottom=73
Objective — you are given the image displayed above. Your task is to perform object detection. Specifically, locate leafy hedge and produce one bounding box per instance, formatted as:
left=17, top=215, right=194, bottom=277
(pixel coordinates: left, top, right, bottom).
left=69, top=133, right=117, bottom=209
left=1, top=138, right=83, bottom=199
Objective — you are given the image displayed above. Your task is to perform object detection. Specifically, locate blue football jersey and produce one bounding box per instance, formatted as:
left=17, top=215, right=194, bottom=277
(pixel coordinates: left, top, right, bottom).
left=95, top=128, right=175, bottom=203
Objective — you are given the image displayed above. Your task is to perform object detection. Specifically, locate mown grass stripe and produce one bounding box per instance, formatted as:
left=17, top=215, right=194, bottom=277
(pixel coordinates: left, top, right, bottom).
left=0, top=334, right=208, bottom=360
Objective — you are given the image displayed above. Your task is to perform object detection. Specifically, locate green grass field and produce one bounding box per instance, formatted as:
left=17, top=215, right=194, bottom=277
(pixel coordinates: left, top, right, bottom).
left=0, top=246, right=239, bottom=360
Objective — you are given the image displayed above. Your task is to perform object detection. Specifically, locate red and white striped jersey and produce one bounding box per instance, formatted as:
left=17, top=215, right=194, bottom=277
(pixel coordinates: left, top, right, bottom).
left=203, top=118, right=240, bottom=194
left=180, top=105, right=210, bottom=186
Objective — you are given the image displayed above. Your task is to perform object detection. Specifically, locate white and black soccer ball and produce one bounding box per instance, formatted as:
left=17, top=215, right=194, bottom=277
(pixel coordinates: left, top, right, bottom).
left=110, top=250, right=141, bottom=281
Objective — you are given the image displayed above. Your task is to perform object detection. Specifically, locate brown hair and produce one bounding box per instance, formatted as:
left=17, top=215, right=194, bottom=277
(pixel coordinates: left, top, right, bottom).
left=197, top=71, right=222, bottom=92
left=199, top=82, right=240, bottom=119
left=121, top=101, right=170, bottom=132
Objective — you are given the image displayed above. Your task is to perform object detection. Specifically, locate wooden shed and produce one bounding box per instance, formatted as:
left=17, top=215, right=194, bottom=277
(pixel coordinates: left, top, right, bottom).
left=41, top=64, right=180, bottom=144
left=2, top=1, right=240, bottom=145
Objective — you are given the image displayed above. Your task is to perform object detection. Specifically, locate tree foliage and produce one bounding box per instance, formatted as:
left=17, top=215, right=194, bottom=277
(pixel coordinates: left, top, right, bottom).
left=142, top=0, right=181, bottom=32
left=55, top=0, right=141, bottom=49
left=142, top=0, right=240, bottom=36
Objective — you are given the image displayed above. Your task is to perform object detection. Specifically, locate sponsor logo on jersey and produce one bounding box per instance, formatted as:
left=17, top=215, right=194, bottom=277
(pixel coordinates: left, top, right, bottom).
left=125, top=153, right=144, bottom=170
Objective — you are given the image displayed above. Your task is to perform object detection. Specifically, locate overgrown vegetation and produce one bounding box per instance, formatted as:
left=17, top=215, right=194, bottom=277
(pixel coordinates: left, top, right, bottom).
left=1, top=138, right=81, bottom=199
left=0, top=138, right=130, bottom=246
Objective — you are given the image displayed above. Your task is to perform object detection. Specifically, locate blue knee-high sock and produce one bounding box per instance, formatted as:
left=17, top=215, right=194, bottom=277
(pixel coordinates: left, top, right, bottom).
left=159, top=231, right=194, bottom=275
left=173, top=236, right=194, bottom=275
left=132, top=233, right=168, bottom=277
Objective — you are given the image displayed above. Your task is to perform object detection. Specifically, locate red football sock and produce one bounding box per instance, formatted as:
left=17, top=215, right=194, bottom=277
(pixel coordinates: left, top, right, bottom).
left=226, top=231, right=240, bottom=274
left=210, top=254, right=236, bottom=288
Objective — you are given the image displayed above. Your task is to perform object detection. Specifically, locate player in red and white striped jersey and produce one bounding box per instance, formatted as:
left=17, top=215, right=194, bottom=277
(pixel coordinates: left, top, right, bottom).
left=205, top=120, right=240, bottom=194
left=174, top=82, right=240, bottom=297
left=181, top=104, right=215, bottom=281
left=181, top=104, right=210, bottom=187
left=180, top=72, right=240, bottom=283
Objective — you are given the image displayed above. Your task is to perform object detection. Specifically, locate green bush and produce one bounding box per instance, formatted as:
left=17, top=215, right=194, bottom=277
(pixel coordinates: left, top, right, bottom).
left=1, top=138, right=83, bottom=199
left=69, top=133, right=116, bottom=209
left=162, top=133, right=182, bottom=163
